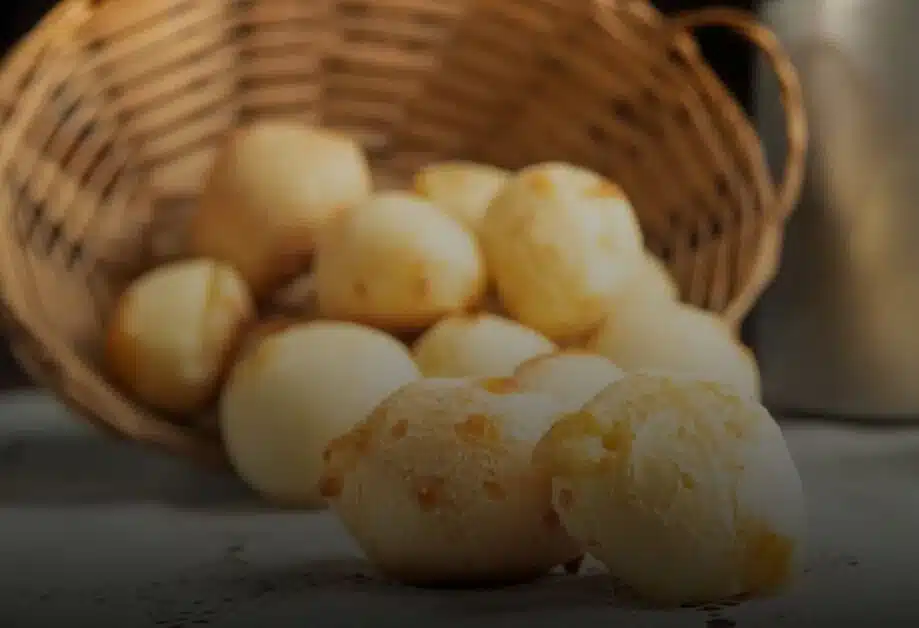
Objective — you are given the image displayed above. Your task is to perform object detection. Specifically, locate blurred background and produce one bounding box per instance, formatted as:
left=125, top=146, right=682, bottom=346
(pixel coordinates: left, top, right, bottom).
left=0, top=0, right=758, bottom=390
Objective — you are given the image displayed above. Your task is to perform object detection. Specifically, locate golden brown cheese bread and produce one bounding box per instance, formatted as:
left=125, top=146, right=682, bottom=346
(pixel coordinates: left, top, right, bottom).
left=412, top=313, right=557, bottom=378
left=220, top=321, right=421, bottom=508
left=190, top=123, right=372, bottom=296
left=321, top=376, right=581, bottom=586
left=589, top=301, right=761, bottom=399
left=314, top=191, right=487, bottom=331
left=479, top=162, right=645, bottom=340
left=533, top=373, right=806, bottom=606
left=106, top=258, right=254, bottom=416
left=413, top=161, right=510, bottom=232
left=513, top=350, right=625, bottom=412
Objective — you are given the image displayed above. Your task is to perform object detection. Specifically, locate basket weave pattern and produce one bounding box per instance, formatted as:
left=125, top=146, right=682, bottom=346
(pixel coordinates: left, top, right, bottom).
left=0, top=0, right=805, bottom=462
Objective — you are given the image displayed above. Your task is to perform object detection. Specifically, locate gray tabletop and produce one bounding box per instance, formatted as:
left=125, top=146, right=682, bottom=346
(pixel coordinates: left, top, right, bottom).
left=0, top=391, right=916, bottom=627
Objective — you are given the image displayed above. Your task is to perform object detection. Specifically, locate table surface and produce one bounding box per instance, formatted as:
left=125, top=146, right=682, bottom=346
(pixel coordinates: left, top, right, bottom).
left=1, top=391, right=917, bottom=627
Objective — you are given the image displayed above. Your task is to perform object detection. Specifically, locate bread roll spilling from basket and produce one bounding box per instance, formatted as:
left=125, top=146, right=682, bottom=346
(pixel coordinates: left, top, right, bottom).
left=321, top=376, right=583, bottom=588
left=190, top=123, right=374, bottom=298
left=0, top=0, right=809, bottom=609
left=532, top=373, right=806, bottom=606
left=94, top=117, right=806, bottom=605
left=221, top=320, right=421, bottom=508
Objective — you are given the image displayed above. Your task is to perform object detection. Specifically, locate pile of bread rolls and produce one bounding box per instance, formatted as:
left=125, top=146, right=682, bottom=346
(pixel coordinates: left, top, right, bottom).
left=104, top=121, right=805, bottom=606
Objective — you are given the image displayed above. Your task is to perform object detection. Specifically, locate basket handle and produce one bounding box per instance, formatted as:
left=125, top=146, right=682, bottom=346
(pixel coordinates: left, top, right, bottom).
left=666, top=7, right=808, bottom=222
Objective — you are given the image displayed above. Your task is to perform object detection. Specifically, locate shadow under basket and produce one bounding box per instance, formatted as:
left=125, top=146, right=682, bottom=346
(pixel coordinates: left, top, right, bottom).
left=0, top=0, right=806, bottom=465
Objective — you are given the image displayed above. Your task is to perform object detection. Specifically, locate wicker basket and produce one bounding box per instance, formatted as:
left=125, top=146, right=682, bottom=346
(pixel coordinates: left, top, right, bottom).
left=0, top=0, right=805, bottom=465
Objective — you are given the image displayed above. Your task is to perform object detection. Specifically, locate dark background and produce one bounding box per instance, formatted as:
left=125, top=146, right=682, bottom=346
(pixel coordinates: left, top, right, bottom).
left=0, top=0, right=759, bottom=390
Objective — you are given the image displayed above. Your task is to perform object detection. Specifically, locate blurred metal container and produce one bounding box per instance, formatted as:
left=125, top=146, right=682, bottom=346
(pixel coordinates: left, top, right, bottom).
left=755, top=0, right=919, bottom=418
